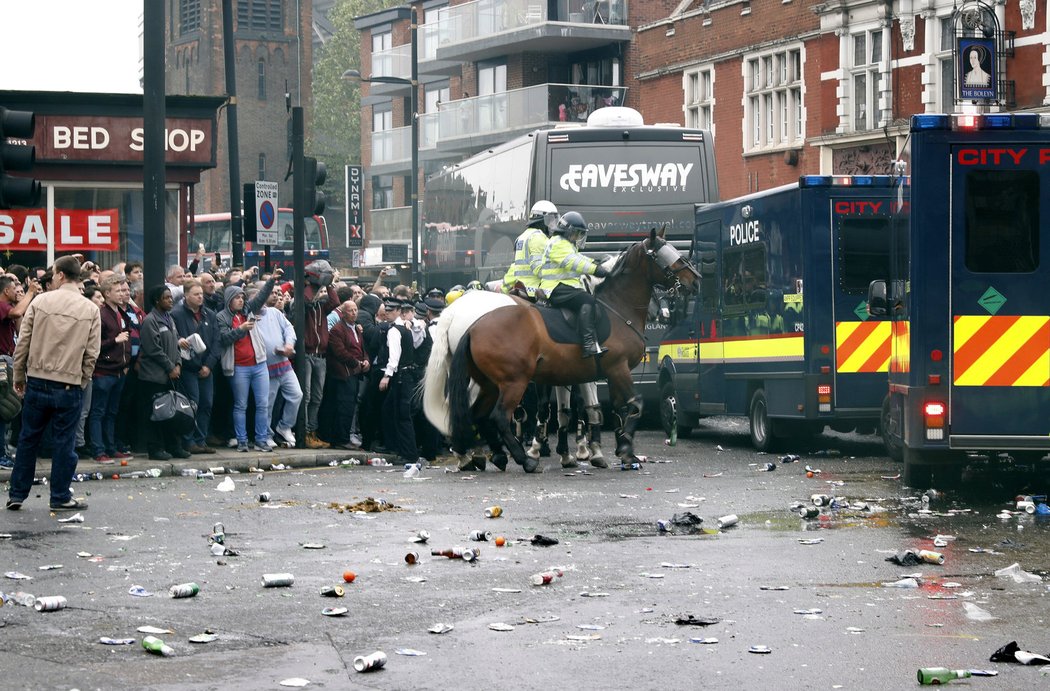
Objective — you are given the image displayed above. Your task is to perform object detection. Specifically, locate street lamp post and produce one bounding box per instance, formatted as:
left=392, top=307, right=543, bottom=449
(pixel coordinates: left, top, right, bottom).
left=343, top=7, right=420, bottom=288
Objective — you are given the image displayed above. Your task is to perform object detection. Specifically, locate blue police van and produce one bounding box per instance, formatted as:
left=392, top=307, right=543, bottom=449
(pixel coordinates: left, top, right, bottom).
left=870, top=113, right=1050, bottom=486
left=659, top=175, right=907, bottom=452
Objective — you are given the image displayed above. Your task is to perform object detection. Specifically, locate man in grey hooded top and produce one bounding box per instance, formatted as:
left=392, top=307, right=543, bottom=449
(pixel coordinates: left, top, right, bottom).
left=216, top=270, right=281, bottom=451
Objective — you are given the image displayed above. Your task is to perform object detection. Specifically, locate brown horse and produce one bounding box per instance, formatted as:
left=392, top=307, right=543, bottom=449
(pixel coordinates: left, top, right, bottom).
left=422, top=228, right=700, bottom=471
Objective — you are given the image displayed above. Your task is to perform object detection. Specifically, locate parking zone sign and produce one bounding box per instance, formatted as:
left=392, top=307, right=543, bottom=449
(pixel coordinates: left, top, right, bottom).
left=255, top=181, right=279, bottom=245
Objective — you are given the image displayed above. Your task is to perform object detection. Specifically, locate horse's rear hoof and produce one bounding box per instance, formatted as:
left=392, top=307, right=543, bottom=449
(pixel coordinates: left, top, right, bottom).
left=589, top=453, right=609, bottom=469
left=539, top=441, right=551, bottom=457
left=490, top=454, right=508, bottom=471
left=560, top=453, right=578, bottom=469
left=523, top=456, right=543, bottom=473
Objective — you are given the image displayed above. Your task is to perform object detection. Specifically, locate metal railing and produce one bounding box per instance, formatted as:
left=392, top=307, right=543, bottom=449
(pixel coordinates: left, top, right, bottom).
left=370, top=44, right=411, bottom=81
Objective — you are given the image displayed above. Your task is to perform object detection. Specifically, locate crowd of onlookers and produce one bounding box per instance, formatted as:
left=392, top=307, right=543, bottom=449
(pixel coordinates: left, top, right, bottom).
left=0, top=254, right=454, bottom=473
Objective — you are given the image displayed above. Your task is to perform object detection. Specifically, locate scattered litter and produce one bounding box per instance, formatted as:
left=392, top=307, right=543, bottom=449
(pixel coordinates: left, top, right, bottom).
left=675, top=615, right=719, bottom=627
left=56, top=513, right=85, bottom=524
left=716, top=514, right=738, bottom=529
left=493, top=587, right=522, bottom=593
left=646, top=637, right=681, bottom=645
left=798, top=538, right=824, bottom=545
left=128, top=585, right=153, bottom=597
left=566, top=634, right=601, bottom=641
left=37, top=565, right=62, bottom=571
left=530, top=534, right=559, bottom=546
left=34, top=596, right=66, bottom=612
left=661, top=563, right=692, bottom=569
left=580, top=592, right=610, bottom=598
left=749, top=645, right=772, bottom=654
left=4, top=572, right=31, bottom=580
left=639, top=573, right=664, bottom=579
left=279, top=678, right=311, bottom=687
left=215, top=477, right=235, bottom=492
left=412, top=530, right=430, bottom=543
left=882, top=578, right=919, bottom=589
left=330, top=498, right=399, bottom=513
left=690, top=637, right=719, bottom=644
left=881, top=474, right=901, bottom=480
left=845, top=627, right=865, bottom=634
left=963, top=602, right=995, bottom=622
left=301, top=543, right=326, bottom=550
left=395, top=648, right=427, bottom=656
left=353, top=651, right=388, bottom=673
left=137, top=626, right=173, bottom=634
left=142, top=635, right=175, bottom=657
left=99, top=637, right=135, bottom=645
left=793, top=609, right=823, bottom=615
left=488, top=623, right=515, bottom=631
left=990, top=641, right=1050, bottom=665
left=321, top=607, right=348, bottom=617
left=702, top=472, right=724, bottom=478
left=576, top=624, right=606, bottom=630
left=994, top=563, right=1042, bottom=583
left=759, top=585, right=789, bottom=591
left=189, top=633, right=218, bottom=644
left=428, top=623, right=454, bottom=634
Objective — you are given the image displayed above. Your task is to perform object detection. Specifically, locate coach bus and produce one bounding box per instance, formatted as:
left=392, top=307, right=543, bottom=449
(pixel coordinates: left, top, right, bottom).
left=187, top=208, right=329, bottom=272
left=421, top=106, right=719, bottom=405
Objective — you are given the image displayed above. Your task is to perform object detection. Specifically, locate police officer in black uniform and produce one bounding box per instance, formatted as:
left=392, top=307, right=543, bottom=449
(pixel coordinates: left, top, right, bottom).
left=379, top=299, right=419, bottom=464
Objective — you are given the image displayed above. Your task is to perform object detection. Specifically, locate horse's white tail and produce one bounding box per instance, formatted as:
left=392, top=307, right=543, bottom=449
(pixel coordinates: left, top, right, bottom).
left=422, top=311, right=454, bottom=435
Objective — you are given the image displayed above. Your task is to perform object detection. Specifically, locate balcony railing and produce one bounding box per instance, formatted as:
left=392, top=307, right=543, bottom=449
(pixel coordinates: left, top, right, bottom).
left=421, top=0, right=627, bottom=53
left=370, top=205, right=412, bottom=244
left=371, top=127, right=412, bottom=166
left=438, top=83, right=627, bottom=140
left=370, top=44, right=412, bottom=82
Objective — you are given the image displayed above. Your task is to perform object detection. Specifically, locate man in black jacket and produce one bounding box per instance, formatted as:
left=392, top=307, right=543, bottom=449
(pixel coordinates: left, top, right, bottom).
left=172, top=279, right=219, bottom=454
left=380, top=300, right=419, bottom=464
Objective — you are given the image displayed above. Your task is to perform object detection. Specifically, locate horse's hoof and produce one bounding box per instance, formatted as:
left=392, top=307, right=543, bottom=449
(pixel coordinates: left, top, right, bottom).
left=589, top=454, right=609, bottom=469
left=523, top=456, right=543, bottom=474
left=575, top=443, right=591, bottom=461
left=560, top=453, right=578, bottom=469
left=526, top=440, right=541, bottom=460
left=490, top=454, right=508, bottom=472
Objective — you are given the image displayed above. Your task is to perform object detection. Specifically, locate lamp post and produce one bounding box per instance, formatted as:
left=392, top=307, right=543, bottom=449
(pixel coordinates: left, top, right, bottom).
left=342, top=7, right=420, bottom=288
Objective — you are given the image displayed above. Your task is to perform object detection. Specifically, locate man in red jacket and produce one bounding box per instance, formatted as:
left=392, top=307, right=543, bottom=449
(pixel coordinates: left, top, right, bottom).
left=325, top=300, right=369, bottom=449
left=88, top=275, right=133, bottom=464
left=302, top=260, right=341, bottom=448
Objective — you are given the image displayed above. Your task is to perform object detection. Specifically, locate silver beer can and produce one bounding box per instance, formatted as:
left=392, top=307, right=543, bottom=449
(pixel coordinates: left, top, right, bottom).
left=261, top=573, right=295, bottom=587
left=353, top=650, right=388, bottom=672
left=34, top=595, right=67, bottom=612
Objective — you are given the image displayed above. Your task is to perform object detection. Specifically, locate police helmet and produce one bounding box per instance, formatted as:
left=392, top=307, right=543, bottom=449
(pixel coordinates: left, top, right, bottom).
left=445, top=288, right=465, bottom=305
left=528, top=200, right=559, bottom=232
left=553, top=211, right=588, bottom=246
left=426, top=287, right=445, bottom=299
left=465, top=280, right=483, bottom=291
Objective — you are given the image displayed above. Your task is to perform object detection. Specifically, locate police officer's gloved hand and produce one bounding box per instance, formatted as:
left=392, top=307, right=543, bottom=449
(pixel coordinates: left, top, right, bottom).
left=593, top=265, right=610, bottom=279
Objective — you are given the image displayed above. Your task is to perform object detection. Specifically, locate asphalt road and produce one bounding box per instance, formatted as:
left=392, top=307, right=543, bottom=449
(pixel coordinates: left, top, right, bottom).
left=3, top=420, right=1050, bottom=690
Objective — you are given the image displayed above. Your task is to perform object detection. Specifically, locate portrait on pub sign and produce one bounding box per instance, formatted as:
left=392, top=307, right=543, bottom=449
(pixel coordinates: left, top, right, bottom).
left=958, top=37, right=996, bottom=101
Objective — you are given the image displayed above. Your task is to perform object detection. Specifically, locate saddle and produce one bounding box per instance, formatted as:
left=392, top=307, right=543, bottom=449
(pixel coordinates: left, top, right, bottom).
left=535, top=303, right=612, bottom=346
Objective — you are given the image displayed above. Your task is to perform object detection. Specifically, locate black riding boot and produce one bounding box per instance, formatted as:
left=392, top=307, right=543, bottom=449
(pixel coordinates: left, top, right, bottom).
left=578, top=304, right=607, bottom=358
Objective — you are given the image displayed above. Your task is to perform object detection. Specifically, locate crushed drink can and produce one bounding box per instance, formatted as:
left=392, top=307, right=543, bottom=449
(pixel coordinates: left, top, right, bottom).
left=1017, top=500, right=1036, bottom=514
left=208, top=466, right=225, bottom=475
left=180, top=468, right=200, bottom=477
left=811, top=494, right=831, bottom=507
left=530, top=570, right=561, bottom=586
left=259, top=492, right=271, bottom=503
left=621, top=463, right=640, bottom=471
left=484, top=506, right=502, bottom=518
left=469, top=530, right=492, bottom=542
left=320, top=585, right=345, bottom=597
left=261, top=573, right=295, bottom=588
left=716, top=514, right=739, bottom=528
left=918, top=550, right=945, bottom=565
left=413, top=529, right=430, bottom=543
left=33, top=595, right=67, bottom=612
left=799, top=506, right=820, bottom=519
left=455, top=546, right=479, bottom=562
left=196, top=471, right=214, bottom=480
left=32, top=477, right=48, bottom=485
left=169, top=583, right=200, bottom=599
left=657, top=519, right=672, bottom=533
left=762, top=462, right=776, bottom=472
left=353, top=650, right=387, bottom=673
left=404, top=551, right=420, bottom=565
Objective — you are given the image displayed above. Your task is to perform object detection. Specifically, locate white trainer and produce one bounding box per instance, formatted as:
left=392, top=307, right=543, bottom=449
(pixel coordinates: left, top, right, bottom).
left=275, top=426, right=296, bottom=446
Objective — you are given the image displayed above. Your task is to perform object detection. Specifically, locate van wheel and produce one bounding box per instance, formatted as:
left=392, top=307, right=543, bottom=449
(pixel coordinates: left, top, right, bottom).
left=749, top=389, right=777, bottom=452
left=660, top=382, right=691, bottom=441
left=881, top=395, right=904, bottom=463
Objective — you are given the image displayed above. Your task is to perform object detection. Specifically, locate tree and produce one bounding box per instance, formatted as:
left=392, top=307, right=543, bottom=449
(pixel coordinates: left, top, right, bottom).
left=310, top=0, right=401, bottom=210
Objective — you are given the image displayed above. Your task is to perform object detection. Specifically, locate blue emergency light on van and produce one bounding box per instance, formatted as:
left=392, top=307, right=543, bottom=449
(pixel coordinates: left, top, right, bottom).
left=799, top=175, right=832, bottom=187
left=912, top=114, right=951, bottom=130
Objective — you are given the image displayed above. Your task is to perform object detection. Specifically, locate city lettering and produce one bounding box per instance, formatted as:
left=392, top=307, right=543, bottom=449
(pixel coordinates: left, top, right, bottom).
left=834, top=201, right=884, bottom=215
left=729, top=220, right=761, bottom=245
left=956, top=148, right=1027, bottom=165
left=559, top=163, right=694, bottom=192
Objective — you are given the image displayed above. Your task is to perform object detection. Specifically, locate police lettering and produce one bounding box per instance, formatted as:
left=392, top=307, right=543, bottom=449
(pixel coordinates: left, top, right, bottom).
left=834, top=201, right=883, bottom=215
left=729, top=220, right=760, bottom=245
left=956, top=148, right=1027, bottom=165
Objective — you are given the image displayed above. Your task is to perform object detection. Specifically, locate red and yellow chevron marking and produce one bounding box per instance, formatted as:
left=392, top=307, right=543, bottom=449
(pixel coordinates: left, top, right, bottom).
left=890, top=321, right=910, bottom=374
left=953, top=315, right=1050, bottom=387
left=836, top=321, right=891, bottom=373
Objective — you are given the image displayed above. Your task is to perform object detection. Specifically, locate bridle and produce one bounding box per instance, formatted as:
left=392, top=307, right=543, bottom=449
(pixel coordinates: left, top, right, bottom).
left=646, top=240, right=700, bottom=299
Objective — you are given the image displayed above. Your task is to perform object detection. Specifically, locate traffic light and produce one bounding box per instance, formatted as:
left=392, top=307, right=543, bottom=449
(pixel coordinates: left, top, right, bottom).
left=302, top=156, right=326, bottom=217
left=0, top=107, right=41, bottom=209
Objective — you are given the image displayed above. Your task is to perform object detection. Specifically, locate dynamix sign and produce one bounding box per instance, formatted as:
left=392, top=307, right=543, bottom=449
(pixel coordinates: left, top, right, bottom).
left=559, top=163, right=695, bottom=193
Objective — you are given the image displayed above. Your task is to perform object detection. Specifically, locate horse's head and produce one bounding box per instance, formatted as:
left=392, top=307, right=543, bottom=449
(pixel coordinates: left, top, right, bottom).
left=643, top=227, right=701, bottom=297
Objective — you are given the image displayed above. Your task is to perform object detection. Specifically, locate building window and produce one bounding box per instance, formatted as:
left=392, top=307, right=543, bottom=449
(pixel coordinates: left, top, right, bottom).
left=851, top=29, right=883, bottom=131
left=257, top=59, right=266, bottom=100
left=684, top=67, right=713, bottom=130
left=373, top=175, right=394, bottom=209
left=179, top=0, right=201, bottom=35
left=237, top=0, right=282, bottom=32
left=258, top=153, right=266, bottom=181
left=372, top=105, right=393, bottom=163
left=744, top=46, right=802, bottom=151
left=937, top=17, right=954, bottom=112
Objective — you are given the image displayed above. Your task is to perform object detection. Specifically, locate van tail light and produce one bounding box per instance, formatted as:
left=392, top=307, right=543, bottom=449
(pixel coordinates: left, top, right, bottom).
left=924, top=401, right=945, bottom=440
left=817, top=384, right=831, bottom=413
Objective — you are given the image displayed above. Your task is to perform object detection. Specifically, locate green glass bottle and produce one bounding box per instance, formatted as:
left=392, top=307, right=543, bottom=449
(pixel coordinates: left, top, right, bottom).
left=142, top=635, right=176, bottom=657
left=917, top=668, right=971, bottom=685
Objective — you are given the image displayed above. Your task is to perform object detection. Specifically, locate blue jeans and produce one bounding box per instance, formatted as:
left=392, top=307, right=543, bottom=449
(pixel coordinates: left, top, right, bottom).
left=88, top=373, right=126, bottom=456
left=8, top=377, right=83, bottom=505
left=232, top=363, right=269, bottom=445
left=179, top=371, right=214, bottom=446
left=303, top=354, right=326, bottom=432
left=268, top=367, right=303, bottom=432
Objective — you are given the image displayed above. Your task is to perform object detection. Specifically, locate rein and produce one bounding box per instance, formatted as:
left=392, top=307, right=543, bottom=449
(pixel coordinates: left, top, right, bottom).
left=596, top=296, right=646, bottom=347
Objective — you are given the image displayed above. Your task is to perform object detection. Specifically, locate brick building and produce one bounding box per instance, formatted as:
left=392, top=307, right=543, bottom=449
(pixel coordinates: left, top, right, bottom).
left=352, top=0, right=1048, bottom=250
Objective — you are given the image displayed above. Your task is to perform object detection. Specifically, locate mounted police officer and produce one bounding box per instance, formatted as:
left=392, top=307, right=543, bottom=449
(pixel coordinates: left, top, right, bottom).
left=538, top=211, right=610, bottom=358
left=502, top=200, right=559, bottom=300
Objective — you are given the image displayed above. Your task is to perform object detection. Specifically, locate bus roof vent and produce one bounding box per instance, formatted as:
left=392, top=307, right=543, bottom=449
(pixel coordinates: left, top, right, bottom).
left=587, top=107, right=645, bottom=128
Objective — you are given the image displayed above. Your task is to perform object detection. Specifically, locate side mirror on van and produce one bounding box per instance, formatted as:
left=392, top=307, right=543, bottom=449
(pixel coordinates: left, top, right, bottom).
left=868, top=280, right=888, bottom=317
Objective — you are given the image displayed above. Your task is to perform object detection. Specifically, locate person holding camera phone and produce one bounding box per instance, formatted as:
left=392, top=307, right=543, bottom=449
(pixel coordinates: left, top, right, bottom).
left=217, top=268, right=281, bottom=452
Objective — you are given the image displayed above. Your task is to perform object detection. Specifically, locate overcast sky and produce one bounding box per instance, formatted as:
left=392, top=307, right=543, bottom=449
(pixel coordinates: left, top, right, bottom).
left=0, top=1, right=142, bottom=94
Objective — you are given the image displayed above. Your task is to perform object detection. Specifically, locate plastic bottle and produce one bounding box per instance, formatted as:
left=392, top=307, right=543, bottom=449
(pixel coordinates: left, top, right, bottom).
left=142, top=635, right=176, bottom=657
left=169, top=583, right=200, bottom=598
left=916, top=668, right=970, bottom=685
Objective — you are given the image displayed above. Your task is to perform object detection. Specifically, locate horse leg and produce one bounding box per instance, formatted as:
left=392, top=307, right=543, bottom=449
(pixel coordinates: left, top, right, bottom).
left=460, top=378, right=500, bottom=472
left=478, top=415, right=508, bottom=472
left=519, top=382, right=538, bottom=456
left=580, top=382, right=607, bottom=468
left=606, top=366, right=643, bottom=467
left=527, top=384, right=551, bottom=459
left=554, top=386, right=576, bottom=468
left=571, top=385, right=592, bottom=462
left=492, top=381, right=536, bottom=473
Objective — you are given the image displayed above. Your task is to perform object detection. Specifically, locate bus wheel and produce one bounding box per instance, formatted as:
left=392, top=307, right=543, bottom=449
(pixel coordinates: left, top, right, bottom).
left=660, top=382, right=691, bottom=442
left=881, top=395, right=904, bottom=463
left=749, top=389, right=778, bottom=452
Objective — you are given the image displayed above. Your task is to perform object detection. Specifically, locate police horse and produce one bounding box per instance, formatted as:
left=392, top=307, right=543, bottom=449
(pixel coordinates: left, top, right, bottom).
left=422, top=229, right=699, bottom=471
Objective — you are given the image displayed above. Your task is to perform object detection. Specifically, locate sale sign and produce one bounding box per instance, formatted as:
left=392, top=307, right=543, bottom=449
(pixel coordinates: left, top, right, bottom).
left=0, top=208, right=120, bottom=252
